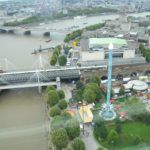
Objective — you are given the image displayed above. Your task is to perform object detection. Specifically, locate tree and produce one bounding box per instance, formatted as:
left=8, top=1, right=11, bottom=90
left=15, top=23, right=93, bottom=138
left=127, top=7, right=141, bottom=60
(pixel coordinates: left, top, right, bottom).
left=97, top=146, right=104, bottom=150
left=90, top=75, right=101, bottom=85
left=58, top=55, right=67, bottom=66
left=54, top=48, right=61, bottom=56
left=46, top=85, right=55, bottom=92
left=85, top=83, right=101, bottom=99
left=74, top=88, right=84, bottom=102
left=62, top=147, right=73, bottom=150
left=144, top=113, right=150, bottom=125
left=139, top=43, right=145, bottom=52
left=50, top=106, right=61, bottom=117
left=115, top=118, right=122, bottom=134
left=139, top=44, right=150, bottom=62
left=65, top=119, right=80, bottom=140
left=61, top=111, right=72, bottom=120
left=132, top=135, right=142, bottom=145
left=83, top=88, right=96, bottom=103
left=58, top=99, right=68, bottom=110
left=51, top=113, right=71, bottom=130
left=57, top=90, right=65, bottom=99
left=64, top=45, right=71, bottom=55
left=119, top=86, right=125, bottom=96
left=50, top=55, right=57, bottom=66
left=107, top=130, right=119, bottom=145
left=94, top=118, right=108, bottom=140
left=47, top=90, right=59, bottom=107
left=71, top=138, right=86, bottom=150
left=111, top=88, right=115, bottom=97
left=51, top=128, right=68, bottom=150
left=51, top=116, right=64, bottom=129
left=76, top=80, right=84, bottom=89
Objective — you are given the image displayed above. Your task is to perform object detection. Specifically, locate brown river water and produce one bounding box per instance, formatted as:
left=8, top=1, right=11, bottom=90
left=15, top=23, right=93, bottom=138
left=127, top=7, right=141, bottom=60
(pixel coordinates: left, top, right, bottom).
left=0, top=88, right=48, bottom=150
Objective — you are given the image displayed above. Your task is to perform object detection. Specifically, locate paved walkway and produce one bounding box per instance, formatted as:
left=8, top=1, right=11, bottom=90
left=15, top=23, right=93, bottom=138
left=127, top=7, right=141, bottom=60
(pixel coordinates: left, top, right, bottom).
left=80, top=125, right=99, bottom=150
left=61, top=83, right=75, bottom=102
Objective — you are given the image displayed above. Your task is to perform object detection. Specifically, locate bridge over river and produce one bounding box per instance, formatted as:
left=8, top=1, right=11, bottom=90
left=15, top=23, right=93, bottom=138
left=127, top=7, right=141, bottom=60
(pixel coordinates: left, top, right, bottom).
left=0, top=26, right=70, bottom=36
left=0, top=66, right=107, bottom=92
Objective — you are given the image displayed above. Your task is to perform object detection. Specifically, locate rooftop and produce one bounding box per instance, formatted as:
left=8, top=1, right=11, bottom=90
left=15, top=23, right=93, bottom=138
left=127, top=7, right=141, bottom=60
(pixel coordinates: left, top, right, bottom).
left=89, top=38, right=127, bottom=48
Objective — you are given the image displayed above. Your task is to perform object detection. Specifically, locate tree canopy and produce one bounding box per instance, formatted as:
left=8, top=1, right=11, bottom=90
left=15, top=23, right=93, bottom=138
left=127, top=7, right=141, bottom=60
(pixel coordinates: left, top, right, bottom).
left=71, top=138, right=86, bottom=150
left=51, top=128, right=68, bottom=150
left=90, top=75, right=101, bottom=85
left=58, top=55, right=67, bottom=66
left=139, top=44, right=150, bottom=62
left=47, top=90, right=59, bottom=107
left=94, top=118, right=108, bottom=140
left=49, top=106, right=61, bottom=117
left=85, top=83, right=101, bottom=99
left=119, top=85, right=125, bottom=96
left=65, top=119, right=80, bottom=140
left=107, top=130, right=119, bottom=145
left=58, top=99, right=68, bottom=110
left=57, top=90, right=65, bottom=99
left=83, top=88, right=96, bottom=103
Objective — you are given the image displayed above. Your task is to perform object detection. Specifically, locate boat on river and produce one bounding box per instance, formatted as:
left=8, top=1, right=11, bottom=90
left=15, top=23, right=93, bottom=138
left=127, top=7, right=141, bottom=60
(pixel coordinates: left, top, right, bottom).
left=45, top=39, right=52, bottom=43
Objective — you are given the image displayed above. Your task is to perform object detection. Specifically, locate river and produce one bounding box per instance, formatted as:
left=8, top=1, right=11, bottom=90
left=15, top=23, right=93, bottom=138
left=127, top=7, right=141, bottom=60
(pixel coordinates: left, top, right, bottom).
left=0, top=88, right=48, bottom=150
left=0, top=32, right=65, bottom=70
left=0, top=11, right=149, bottom=150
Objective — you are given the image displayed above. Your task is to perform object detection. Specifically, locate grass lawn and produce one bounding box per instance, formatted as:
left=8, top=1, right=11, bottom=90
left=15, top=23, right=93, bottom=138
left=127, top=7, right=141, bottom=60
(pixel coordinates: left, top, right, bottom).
left=122, top=122, right=150, bottom=141
left=100, top=121, right=150, bottom=150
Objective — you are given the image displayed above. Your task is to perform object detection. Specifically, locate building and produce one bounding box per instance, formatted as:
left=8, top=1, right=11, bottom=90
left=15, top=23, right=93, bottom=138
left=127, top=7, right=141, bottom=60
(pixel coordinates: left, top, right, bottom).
left=78, top=37, right=146, bottom=66
left=88, top=38, right=135, bottom=59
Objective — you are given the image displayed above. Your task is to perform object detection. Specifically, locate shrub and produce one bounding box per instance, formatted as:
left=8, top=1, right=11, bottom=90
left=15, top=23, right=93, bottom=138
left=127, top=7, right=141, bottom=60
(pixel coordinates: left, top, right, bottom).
left=71, top=137, right=85, bottom=150
left=65, top=119, right=80, bottom=140
left=50, top=106, right=61, bottom=117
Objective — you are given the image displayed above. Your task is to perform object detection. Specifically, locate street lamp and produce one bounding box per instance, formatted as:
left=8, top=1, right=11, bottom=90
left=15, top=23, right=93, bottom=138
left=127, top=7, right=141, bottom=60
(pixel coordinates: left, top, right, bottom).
left=82, top=100, right=86, bottom=135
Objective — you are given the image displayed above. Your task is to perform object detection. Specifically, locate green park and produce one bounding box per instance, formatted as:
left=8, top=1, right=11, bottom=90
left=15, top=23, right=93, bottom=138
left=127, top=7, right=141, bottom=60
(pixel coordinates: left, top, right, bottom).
left=45, top=73, right=150, bottom=150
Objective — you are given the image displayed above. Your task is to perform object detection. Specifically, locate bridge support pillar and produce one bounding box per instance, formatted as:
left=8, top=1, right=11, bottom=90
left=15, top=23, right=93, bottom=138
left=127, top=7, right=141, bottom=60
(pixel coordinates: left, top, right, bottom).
left=24, top=30, right=31, bottom=35
left=38, top=86, right=42, bottom=94
left=43, top=32, right=50, bottom=37
left=56, top=77, right=61, bottom=90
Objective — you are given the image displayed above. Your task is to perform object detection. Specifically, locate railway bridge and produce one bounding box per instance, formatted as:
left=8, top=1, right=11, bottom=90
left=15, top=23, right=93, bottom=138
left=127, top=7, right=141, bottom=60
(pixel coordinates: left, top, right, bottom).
left=0, top=66, right=107, bottom=92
